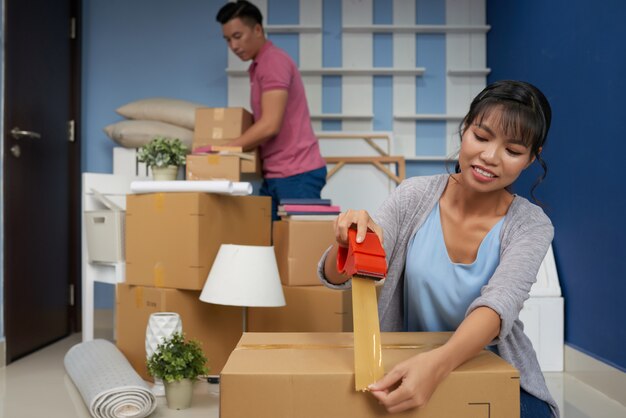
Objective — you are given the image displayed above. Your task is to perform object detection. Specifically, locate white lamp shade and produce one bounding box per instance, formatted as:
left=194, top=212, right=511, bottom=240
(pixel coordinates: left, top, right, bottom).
left=199, top=244, right=286, bottom=307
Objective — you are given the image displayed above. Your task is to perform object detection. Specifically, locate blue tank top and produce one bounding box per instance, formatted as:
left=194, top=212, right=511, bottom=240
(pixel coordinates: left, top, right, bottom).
left=404, top=202, right=504, bottom=332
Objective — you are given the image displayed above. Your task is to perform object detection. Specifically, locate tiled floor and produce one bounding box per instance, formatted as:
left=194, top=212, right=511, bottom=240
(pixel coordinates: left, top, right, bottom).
left=1, top=334, right=624, bottom=418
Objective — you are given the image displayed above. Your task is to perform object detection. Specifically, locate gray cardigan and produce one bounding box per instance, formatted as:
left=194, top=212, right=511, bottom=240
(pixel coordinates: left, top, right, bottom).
left=318, top=174, right=558, bottom=417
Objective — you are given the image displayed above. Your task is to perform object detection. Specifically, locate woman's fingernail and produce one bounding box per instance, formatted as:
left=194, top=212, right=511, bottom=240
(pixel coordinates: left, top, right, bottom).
left=357, top=235, right=363, bottom=243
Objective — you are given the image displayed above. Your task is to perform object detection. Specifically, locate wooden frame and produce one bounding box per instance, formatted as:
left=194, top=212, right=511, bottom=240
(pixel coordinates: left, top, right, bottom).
left=324, top=156, right=406, bottom=185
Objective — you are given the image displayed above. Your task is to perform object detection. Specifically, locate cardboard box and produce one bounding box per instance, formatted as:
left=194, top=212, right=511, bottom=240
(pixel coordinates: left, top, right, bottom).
left=125, top=193, right=271, bottom=290
left=221, top=332, right=520, bottom=418
left=194, top=107, right=253, bottom=147
left=248, top=285, right=352, bottom=332
left=116, top=284, right=243, bottom=380
left=273, top=220, right=335, bottom=286
left=186, top=153, right=261, bottom=182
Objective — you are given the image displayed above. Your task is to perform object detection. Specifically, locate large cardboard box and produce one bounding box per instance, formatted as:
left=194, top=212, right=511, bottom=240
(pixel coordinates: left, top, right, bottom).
left=116, top=283, right=243, bottom=380
left=221, top=332, right=520, bottom=418
left=248, top=285, right=352, bottom=332
left=273, top=220, right=335, bottom=286
left=194, top=107, right=253, bottom=146
left=186, top=153, right=260, bottom=182
left=125, top=193, right=271, bottom=290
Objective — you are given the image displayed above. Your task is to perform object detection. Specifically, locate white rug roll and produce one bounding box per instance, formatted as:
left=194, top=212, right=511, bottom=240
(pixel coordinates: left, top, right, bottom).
left=64, top=339, right=157, bottom=418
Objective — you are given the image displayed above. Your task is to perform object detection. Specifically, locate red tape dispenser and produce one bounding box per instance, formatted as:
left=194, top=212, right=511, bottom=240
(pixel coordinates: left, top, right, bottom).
left=337, top=228, right=387, bottom=281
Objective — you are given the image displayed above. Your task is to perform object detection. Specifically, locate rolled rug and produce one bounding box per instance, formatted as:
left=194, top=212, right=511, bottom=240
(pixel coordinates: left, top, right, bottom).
left=130, top=180, right=233, bottom=194
left=231, top=182, right=253, bottom=196
left=64, top=339, right=157, bottom=418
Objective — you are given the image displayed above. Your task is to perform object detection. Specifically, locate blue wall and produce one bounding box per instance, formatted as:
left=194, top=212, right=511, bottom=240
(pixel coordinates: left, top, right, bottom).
left=82, top=0, right=228, bottom=174
left=487, top=0, right=626, bottom=370
left=82, top=0, right=229, bottom=307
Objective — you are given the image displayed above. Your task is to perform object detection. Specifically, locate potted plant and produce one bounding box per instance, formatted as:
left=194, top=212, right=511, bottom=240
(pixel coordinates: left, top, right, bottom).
left=146, top=332, right=209, bottom=410
left=137, top=136, right=188, bottom=181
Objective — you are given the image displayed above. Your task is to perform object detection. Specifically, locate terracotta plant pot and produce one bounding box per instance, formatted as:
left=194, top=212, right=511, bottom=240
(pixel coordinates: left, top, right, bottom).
left=164, top=378, right=194, bottom=410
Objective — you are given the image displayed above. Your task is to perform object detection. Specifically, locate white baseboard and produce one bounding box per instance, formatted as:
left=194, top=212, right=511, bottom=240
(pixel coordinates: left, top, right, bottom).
left=0, top=338, right=5, bottom=368
left=565, top=344, right=626, bottom=406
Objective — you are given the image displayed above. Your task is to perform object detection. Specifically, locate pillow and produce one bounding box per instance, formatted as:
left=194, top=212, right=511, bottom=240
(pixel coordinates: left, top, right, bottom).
left=116, top=98, right=206, bottom=130
left=103, top=120, right=194, bottom=148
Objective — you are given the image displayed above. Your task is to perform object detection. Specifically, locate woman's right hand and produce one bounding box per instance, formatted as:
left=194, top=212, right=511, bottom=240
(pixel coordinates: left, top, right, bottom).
left=334, top=209, right=384, bottom=247
left=323, top=209, right=384, bottom=285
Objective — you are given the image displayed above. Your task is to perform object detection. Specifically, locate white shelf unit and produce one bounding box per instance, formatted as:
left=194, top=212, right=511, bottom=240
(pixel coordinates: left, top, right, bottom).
left=310, top=113, right=374, bottom=121
left=447, top=69, right=491, bottom=76
left=81, top=173, right=133, bottom=341
left=521, top=245, right=565, bottom=371
left=394, top=114, right=465, bottom=121
left=342, top=24, right=491, bottom=33
left=226, top=67, right=426, bottom=76
left=265, top=25, right=321, bottom=33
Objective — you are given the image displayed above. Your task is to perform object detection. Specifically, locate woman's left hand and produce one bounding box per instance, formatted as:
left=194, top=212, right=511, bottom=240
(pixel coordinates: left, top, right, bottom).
left=368, top=349, right=450, bottom=414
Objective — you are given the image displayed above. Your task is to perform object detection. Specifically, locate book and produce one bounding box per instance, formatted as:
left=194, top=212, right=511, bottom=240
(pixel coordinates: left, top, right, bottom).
left=278, top=198, right=332, bottom=206
left=277, top=211, right=341, bottom=217
left=279, top=204, right=341, bottom=213
left=280, top=214, right=338, bottom=221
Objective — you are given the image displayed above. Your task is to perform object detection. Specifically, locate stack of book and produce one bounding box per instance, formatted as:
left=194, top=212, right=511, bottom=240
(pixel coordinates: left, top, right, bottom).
left=277, top=198, right=341, bottom=221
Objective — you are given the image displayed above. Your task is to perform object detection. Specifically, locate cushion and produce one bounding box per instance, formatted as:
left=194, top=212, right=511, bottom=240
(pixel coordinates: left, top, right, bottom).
left=116, top=97, right=206, bottom=130
left=103, top=120, right=194, bottom=148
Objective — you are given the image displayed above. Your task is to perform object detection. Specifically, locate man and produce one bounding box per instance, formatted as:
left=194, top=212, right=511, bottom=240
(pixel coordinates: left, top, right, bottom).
left=216, top=0, right=327, bottom=219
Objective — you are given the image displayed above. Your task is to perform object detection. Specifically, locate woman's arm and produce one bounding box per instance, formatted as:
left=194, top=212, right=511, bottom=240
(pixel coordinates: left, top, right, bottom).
left=370, top=306, right=500, bottom=413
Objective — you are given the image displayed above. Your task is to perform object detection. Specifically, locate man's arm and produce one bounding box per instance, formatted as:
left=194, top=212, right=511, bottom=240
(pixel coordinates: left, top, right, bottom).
left=227, top=89, right=288, bottom=151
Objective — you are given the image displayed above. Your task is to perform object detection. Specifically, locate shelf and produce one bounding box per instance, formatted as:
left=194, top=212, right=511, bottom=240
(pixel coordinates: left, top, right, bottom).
left=227, top=67, right=426, bottom=76
left=265, top=25, right=322, bottom=33
left=343, top=24, right=490, bottom=34
left=394, top=114, right=465, bottom=121
left=311, top=113, right=373, bottom=121
left=404, top=156, right=455, bottom=162
left=447, top=68, right=491, bottom=76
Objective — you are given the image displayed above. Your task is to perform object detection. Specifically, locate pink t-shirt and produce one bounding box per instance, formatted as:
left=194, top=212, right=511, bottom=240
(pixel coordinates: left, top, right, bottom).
left=249, top=41, right=325, bottom=178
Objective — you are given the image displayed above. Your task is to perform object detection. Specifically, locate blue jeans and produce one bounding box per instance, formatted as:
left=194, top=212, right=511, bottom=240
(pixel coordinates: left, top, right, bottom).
left=259, top=166, right=327, bottom=220
left=521, top=388, right=552, bottom=418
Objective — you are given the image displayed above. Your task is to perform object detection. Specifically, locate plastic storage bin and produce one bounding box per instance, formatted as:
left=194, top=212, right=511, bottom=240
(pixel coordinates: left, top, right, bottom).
left=85, top=189, right=125, bottom=263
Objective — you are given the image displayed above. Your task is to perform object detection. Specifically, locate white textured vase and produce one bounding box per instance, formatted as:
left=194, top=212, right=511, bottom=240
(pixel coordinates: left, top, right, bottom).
left=146, top=312, right=183, bottom=396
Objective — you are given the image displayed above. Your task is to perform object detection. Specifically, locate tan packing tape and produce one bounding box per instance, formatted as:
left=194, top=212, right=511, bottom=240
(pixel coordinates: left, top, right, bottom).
left=352, top=277, right=384, bottom=391
left=213, top=108, right=225, bottom=121
left=212, top=127, right=223, bottom=139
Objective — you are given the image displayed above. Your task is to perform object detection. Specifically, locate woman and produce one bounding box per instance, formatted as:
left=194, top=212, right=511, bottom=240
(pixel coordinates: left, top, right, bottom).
left=318, top=80, right=558, bottom=417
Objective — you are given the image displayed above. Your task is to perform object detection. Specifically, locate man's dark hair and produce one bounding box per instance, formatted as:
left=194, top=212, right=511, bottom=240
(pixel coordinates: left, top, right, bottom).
left=216, top=1, right=263, bottom=27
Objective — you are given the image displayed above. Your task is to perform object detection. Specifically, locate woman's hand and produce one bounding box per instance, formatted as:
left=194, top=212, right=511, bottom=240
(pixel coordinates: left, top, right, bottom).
left=323, top=209, right=384, bottom=285
left=368, top=349, right=451, bottom=414
left=334, top=209, right=384, bottom=247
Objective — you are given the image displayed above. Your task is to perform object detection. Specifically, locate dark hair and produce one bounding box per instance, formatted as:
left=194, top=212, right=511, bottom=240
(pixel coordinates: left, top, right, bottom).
left=456, top=80, right=552, bottom=201
left=216, top=0, right=263, bottom=27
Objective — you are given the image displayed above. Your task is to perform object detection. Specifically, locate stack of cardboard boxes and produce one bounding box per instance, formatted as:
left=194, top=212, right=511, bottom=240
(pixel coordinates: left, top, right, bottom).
left=185, top=108, right=261, bottom=182
left=115, top=108, right=272, bottom=380
left=248, top=219, right=353, bottom=332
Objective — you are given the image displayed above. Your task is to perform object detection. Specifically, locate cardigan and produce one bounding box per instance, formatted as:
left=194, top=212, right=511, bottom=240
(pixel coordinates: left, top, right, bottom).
left=318, top=174, right=558, bottom=417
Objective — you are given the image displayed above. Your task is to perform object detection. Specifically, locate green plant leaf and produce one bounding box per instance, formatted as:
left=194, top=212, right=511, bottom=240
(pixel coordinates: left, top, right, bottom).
left=136, top=137, right=188, bottom=168
left=146, top=332, right=209, bottom=383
